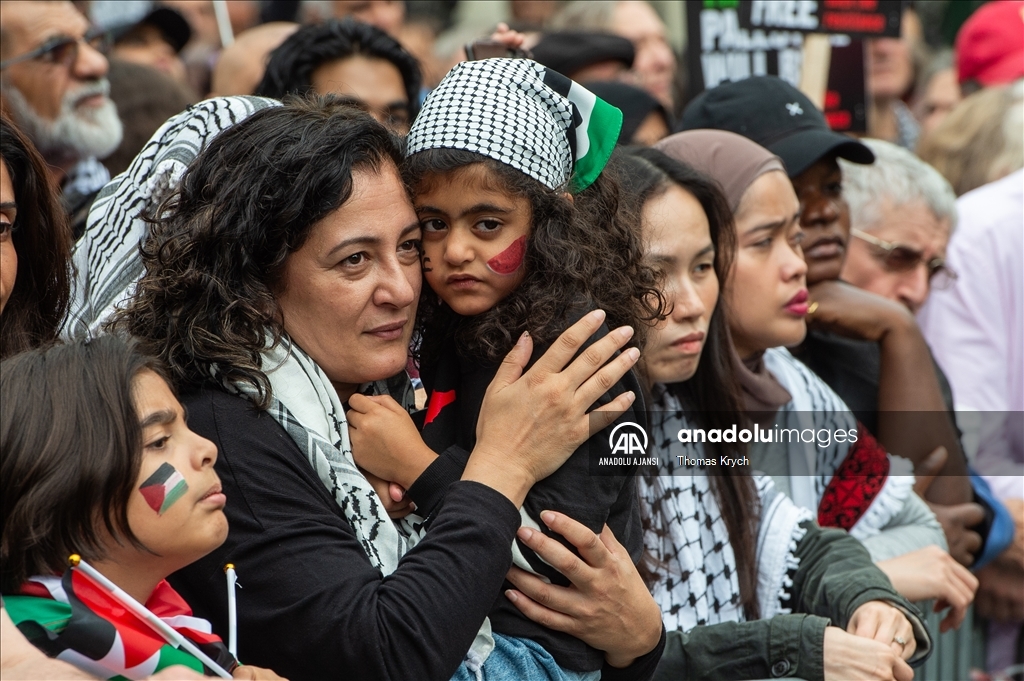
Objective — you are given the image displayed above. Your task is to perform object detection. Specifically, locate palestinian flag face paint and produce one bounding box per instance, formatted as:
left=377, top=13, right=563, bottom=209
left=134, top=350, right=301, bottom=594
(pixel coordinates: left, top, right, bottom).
left=139, top=463, right=189, bottom=515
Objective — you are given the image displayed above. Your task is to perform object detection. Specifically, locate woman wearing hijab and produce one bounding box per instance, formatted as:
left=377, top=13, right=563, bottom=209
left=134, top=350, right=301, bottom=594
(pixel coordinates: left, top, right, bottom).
left=654, top=130, right=976, bottom=630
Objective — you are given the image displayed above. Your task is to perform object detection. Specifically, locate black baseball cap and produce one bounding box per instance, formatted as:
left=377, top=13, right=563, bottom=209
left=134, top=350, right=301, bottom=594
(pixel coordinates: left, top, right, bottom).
left=679, top=76, right=874, bottom=177
left=531, top=31, right=634, bottom=81
left=93, top=3, right=192, bottom=54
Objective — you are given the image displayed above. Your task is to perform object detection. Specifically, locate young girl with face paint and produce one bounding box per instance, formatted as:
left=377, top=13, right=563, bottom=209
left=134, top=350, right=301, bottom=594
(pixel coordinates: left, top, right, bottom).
left=0, top=337, right=282, bottom=681
left=347, top=58, right=665, bottom=677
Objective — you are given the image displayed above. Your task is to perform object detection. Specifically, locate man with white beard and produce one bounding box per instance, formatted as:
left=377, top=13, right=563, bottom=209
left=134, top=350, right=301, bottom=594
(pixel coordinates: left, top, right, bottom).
left=1, top=1, right=123, bottom=238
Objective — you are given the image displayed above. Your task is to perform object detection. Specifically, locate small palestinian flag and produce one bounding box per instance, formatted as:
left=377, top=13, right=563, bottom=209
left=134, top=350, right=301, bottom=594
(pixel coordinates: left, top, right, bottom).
left=139, top=462, right=188, bottom=515
left=6, top=569, right=236, bottom=680
left=407, top=58, right=623, bottom=194
left=539, top=66, right=623, bottom=193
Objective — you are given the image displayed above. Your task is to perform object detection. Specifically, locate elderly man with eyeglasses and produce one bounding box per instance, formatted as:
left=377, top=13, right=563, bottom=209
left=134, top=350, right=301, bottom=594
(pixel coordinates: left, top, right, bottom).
left=838, top=138, right=958, bottom=314
left=0, top=1, right=123, bottom=238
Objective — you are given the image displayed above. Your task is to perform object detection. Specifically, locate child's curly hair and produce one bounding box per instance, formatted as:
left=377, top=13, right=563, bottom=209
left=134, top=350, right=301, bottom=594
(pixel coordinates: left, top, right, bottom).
left=404, top=148, right=666, bottom=367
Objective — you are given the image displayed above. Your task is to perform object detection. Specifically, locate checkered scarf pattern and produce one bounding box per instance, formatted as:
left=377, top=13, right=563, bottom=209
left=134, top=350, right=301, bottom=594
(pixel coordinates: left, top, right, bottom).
left=640, top=388, right=812, bottom=633
left=226, top=336, right=500, bottom=663
left=66, top=96, right=280, bottom=339
left=228, top=334, right=422, bottom=573
left=407, top=58, right=622, bottom=192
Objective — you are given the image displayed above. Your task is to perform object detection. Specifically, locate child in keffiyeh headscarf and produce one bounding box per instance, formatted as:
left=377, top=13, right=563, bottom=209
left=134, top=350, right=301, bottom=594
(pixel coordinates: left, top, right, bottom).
left=347, top=58, right=665, bottom=678
left=0, top=336, right=282, bottom=680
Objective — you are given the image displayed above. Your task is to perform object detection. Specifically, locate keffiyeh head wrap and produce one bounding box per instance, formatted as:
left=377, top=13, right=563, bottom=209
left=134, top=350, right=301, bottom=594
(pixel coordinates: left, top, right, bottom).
left=66, top=96, right=280, bottom=339
left=406, top=58, right=622, bottom=192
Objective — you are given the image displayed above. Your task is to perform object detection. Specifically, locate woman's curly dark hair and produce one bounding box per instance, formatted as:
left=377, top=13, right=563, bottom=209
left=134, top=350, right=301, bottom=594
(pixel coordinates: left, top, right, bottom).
left=404, top=148, right=666, bottom=366
left=0, top=113, right=73, bottom=359
left=111, top=96, right=405, bottom=407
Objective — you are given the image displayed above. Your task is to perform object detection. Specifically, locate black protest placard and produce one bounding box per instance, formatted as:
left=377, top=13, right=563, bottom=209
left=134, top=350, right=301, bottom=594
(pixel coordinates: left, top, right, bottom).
left=823, top=36, right=868, bottom=133
left=740, top=0, right=903, bottom=38
left=685, top=1, right=806, bottom=93
left=685, top=1, right=897, bottom=132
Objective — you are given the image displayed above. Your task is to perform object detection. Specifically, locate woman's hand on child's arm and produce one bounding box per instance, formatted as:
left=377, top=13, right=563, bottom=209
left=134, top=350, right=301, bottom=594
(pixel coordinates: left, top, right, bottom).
left=503, top=511, right=663, bottom=669
left=232, top=664, right=288, bottom=680
left=348, top=394, right=437, bottom=489
left=467, top=310, right=639, bottom=507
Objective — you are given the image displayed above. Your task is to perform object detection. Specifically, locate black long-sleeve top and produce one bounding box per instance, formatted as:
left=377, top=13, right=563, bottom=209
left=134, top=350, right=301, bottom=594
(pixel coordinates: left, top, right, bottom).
left=415, top=316, right=647, bottom=673
left=170, top=387, right=664, bottom=681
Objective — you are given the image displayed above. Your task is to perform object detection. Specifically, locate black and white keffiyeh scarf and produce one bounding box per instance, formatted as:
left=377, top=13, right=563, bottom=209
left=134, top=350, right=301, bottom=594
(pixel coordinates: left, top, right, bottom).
left=760, top=347, right=914, bottom=539
left=640, top=388, right=813, bottom=634
left=66, top=96, right=280, bottom=339
left=227, top=334, right=496, bottom=662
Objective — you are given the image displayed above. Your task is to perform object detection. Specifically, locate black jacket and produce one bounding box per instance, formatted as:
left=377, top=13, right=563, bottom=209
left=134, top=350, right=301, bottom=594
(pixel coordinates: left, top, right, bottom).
left=170, top=387, right=663, bottom=681
left=414, top=314, right=647, bottom=672
left=655, top=521, right=931, bottom=681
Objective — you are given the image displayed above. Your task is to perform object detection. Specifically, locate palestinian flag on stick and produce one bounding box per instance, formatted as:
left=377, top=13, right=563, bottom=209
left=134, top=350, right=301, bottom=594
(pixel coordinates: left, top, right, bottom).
left=5, top=569, right=236, bottom=680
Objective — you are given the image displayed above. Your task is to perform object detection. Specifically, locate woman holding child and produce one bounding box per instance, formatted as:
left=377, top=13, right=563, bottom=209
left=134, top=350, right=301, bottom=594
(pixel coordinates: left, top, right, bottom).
left=112, top=91, right=662, bottom=681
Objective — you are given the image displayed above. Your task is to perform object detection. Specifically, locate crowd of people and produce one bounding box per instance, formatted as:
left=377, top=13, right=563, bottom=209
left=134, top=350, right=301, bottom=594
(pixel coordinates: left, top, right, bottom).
left=0, top=1, right=1021, bottom=681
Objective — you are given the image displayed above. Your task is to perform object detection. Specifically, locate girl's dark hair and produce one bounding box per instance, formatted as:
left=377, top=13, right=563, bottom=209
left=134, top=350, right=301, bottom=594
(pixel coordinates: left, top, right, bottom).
left=0, top=113, right=73, bottom=359
left=618, top=146, right=762, bottom=620
left=111, top=96, right=405, bottom=407
left=256, top=19, right=422, bottom=120
left=404, top=149, right=665, bottom=365
left=1, top=336, right=166, bottom=592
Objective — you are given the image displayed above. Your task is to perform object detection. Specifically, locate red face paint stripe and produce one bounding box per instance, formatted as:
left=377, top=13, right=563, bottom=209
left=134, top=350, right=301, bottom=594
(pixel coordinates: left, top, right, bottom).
left=486, top=236, right=526, bottom=275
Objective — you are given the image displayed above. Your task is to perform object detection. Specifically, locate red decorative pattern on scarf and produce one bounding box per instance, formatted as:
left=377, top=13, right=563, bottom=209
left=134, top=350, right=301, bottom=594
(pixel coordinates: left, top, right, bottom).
left=424, top=389, right=456, bottom=426
left=817, top=423, right=890, bottom=531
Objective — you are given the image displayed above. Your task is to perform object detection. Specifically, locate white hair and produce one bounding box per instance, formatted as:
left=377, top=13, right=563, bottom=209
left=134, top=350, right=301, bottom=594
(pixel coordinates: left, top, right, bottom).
left=1, top=78, right=122, bottom=164
left=839, top=138, right=958, bottom=234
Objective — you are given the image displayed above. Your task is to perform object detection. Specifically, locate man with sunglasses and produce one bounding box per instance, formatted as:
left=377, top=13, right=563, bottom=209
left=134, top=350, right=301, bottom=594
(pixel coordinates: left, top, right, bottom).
left=0, top=1, right=123, bottom=238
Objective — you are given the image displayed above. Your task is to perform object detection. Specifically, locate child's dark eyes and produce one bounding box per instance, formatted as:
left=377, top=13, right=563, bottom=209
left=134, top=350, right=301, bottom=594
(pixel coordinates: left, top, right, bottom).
left=475, top=219, right=501, bottom=233
left=146, top=436, right=170, bottom=450
left=421, top=219, right=447, bottom=232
